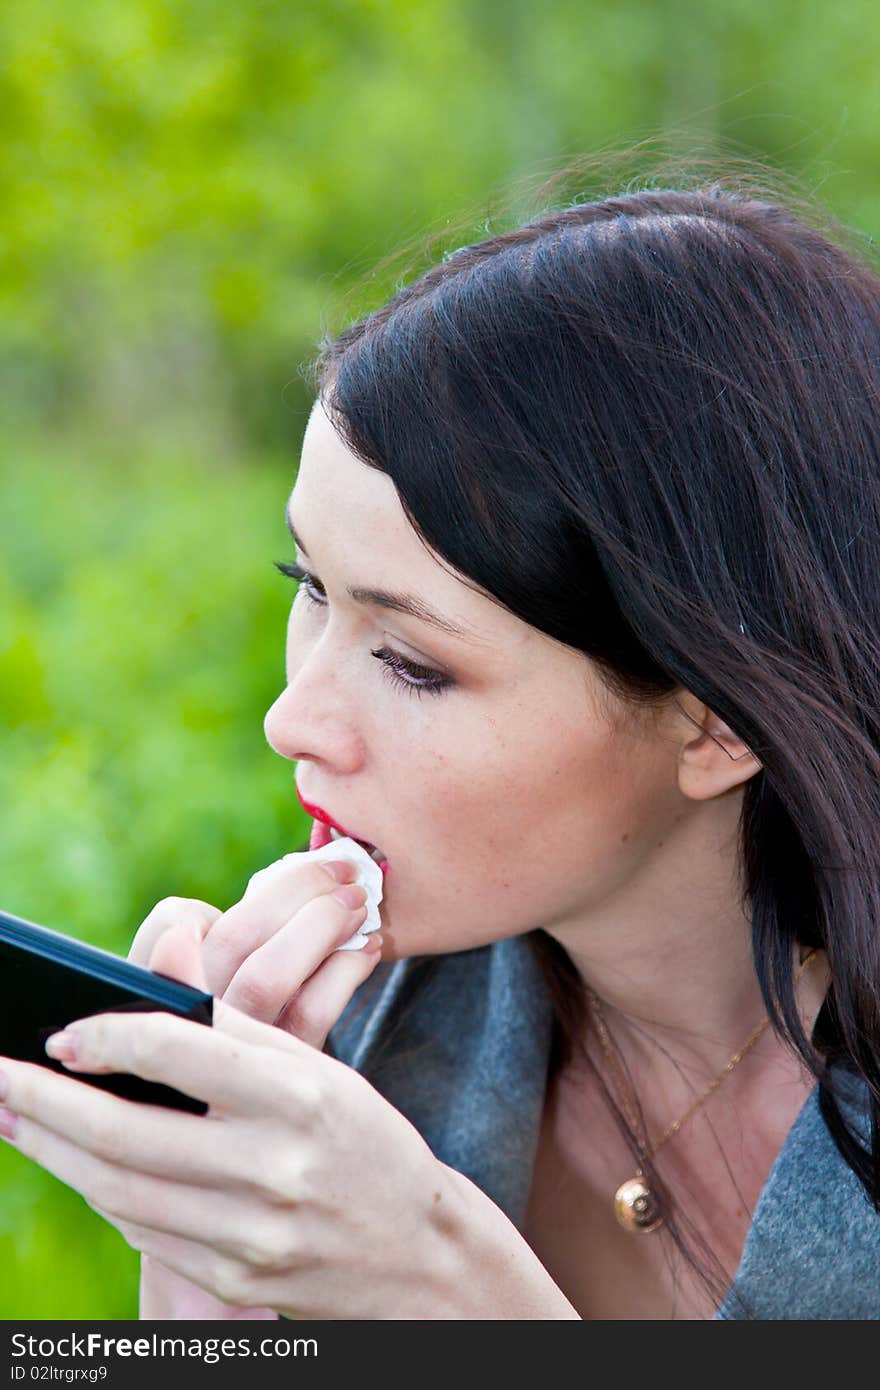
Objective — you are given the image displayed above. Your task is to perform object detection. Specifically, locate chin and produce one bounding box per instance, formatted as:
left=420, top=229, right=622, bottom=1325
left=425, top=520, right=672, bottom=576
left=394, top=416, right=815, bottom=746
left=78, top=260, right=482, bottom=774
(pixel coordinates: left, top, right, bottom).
left=376, top=892, right=510, bottom=960
left=374, top=925, right=496, bottom=963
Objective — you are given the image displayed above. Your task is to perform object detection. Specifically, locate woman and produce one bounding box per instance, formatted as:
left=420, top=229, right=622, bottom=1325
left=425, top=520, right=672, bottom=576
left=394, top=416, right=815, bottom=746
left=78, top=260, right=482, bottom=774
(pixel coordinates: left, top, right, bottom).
left=1, top=172, right=879, bottom=1320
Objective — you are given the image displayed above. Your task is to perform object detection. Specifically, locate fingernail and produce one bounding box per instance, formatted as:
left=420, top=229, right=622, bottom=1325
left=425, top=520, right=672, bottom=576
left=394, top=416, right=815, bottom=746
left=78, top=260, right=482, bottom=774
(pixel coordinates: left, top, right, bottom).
left=0, top=1108, right=17, bottom=1140
left=45, top=1031, right=78, bottom=1063
left=365, top=933, right=384, bottom=954
left=332, top=884, right=367, bottom=909
left=321, top=860, right=356, bottom=884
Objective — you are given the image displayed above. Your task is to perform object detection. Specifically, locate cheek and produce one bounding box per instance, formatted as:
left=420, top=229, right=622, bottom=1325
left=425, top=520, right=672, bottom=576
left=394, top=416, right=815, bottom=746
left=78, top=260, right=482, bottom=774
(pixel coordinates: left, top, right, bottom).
left=378, top=717, right=674, bottom=957
left=284, top=604, right=305, bottom=679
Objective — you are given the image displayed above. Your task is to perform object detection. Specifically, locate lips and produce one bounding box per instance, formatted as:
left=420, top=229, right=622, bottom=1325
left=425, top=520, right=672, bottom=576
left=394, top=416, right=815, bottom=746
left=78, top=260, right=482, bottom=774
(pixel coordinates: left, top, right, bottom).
left=298, top=792, right=389, bottom=877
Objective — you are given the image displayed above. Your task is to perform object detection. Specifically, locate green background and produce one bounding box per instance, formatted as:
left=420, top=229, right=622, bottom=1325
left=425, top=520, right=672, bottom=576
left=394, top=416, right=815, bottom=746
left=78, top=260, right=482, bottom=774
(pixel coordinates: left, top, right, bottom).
left=1, top=0, right=877, bottom=1318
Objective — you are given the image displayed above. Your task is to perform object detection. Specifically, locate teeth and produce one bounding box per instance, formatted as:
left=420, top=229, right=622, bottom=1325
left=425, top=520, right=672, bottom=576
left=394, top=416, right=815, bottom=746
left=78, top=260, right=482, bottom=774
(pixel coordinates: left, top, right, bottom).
left=327, top=824, right=386, bottom=863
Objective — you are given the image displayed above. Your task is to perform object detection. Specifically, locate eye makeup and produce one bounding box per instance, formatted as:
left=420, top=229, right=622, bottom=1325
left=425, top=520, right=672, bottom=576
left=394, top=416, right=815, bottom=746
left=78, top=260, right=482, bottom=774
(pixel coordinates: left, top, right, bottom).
left=276, top=561, right=455, bottom=698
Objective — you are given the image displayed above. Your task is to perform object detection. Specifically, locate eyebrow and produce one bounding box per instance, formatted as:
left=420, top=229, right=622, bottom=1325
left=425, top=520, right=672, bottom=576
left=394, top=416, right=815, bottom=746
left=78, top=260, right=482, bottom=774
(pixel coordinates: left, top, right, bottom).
left=285, top=511, right=482, bottom=643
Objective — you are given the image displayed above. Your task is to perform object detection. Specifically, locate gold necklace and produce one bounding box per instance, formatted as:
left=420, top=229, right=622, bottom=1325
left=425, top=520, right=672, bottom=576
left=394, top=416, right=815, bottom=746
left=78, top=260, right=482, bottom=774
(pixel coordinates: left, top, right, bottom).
left=586, top=949, right=818, bottom=1235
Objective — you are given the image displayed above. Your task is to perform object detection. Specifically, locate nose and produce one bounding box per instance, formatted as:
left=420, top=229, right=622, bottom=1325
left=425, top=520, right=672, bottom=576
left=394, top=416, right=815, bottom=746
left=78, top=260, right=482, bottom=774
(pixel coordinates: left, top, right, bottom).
left=263, top=646, right=364, bottom=770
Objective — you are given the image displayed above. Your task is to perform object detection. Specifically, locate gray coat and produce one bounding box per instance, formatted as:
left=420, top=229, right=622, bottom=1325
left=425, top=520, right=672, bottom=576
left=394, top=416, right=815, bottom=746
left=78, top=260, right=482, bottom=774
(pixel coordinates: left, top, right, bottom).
left=327, top=934, right=880, bottom=1320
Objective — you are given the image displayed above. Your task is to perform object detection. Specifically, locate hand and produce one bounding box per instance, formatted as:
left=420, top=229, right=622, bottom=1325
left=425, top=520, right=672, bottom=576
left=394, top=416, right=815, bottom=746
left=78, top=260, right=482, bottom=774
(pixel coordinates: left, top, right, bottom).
left=127, top=855, right=384, bottom=1318
left=0, top=994, right=499, bottom=1319
left=130, top=851, right=383, bottom=1045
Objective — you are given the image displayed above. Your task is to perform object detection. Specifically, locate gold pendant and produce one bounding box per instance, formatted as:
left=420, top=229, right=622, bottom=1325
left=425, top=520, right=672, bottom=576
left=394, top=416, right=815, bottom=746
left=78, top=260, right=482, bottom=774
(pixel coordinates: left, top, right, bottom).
left=614, top=1175, right=664, bottom=1233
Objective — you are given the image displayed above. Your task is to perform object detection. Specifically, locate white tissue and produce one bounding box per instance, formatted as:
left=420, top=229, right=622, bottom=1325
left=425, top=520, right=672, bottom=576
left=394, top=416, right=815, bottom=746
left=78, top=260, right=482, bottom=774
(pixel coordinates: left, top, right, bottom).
left=296, top=837, right=384, bottom=951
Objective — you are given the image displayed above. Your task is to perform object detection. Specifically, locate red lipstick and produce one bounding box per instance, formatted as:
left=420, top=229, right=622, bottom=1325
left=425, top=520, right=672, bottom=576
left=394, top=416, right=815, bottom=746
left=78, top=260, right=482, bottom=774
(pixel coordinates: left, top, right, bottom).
left=297, top=794, right=353, bottom=838
left=296, top=789, right=389, bottom=878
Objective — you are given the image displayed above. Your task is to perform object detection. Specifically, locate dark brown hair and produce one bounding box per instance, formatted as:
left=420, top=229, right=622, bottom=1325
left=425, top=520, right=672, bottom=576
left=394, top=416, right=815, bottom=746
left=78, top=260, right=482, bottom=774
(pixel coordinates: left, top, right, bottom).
left=311, top=152, right=880, bottom=1310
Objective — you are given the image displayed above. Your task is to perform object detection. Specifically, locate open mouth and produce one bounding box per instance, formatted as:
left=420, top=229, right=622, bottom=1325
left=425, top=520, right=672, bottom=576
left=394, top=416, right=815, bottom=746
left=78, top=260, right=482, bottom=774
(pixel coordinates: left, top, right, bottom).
left=328, top=824, right=386, bottom=865
left=308, top=816, right=389, bottom=876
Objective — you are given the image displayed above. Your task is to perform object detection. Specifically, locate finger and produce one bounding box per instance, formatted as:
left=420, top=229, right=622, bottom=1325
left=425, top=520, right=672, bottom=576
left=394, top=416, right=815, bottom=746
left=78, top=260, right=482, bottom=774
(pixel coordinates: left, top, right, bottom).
left=274, top=938, right=384, bottom=1048
left=2, top=1110, right=263, bottom=1260
left=54, top=991, right=332, bottom=1063
left=221, top=891, right=371, bottom=1024
left=212, top=998, right=314, bottom=1055
left=139, top=1254, right=278, bottom=1320
left=118, top=1223, right=272, bottom=1311
left=201, top=857, right=361, bottom=997
left=16, top=1009, right=316, bottom=1118
left=0, top=1056, right=270, bottom=1185
left=129, top=898, right=222, bottom=968
left=148, top=923, right=211, bottom=994
left=242, top=849, right=358, bottom=899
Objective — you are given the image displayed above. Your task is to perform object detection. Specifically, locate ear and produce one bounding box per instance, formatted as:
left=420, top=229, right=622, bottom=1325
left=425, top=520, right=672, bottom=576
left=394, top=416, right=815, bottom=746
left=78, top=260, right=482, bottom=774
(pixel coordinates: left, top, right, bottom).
left=671, top=691, right=763, bottom=802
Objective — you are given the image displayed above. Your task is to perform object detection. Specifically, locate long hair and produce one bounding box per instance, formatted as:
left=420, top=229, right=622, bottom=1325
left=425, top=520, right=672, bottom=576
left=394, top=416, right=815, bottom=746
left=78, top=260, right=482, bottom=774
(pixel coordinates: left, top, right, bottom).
left=309, top=156, right=880, bottom=1308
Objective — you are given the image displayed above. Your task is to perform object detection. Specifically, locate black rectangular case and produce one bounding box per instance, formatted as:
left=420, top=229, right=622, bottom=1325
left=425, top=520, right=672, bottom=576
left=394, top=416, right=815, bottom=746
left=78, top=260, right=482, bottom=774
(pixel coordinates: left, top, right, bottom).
left=0, top=908, right=214, bottom=1114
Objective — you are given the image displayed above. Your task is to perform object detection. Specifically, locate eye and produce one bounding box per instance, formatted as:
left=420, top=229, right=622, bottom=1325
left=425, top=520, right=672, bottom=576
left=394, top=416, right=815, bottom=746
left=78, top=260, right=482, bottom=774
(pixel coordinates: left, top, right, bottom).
left=371, top=646, right=453, bottom=699
left=275, top=561, right=328, bottom=607
left=275, top=561, right=454, bottom=698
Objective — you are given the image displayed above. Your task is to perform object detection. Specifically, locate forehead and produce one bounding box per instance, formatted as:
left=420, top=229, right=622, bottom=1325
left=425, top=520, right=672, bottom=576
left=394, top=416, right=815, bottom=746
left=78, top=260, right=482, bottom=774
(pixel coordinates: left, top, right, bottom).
left=293, top=401, right=535, bottom=651
left=295, top=400, right=413, bottom=554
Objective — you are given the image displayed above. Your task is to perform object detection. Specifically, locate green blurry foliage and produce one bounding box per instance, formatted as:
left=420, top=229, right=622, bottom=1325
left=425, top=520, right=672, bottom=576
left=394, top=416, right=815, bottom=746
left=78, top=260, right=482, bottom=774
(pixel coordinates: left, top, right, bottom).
left=0, top=437, right=304, bottom=938
left=3, top=0, right=880, bottom=445
left=1, top=0, right=879, bottom=1321
left=0, top=437, right=305, bottom=1318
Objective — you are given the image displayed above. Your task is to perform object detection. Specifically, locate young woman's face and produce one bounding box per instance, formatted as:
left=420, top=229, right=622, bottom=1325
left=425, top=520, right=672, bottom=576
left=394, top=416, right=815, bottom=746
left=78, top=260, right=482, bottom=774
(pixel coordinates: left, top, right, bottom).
left=264, top=398, right=686, bottom=960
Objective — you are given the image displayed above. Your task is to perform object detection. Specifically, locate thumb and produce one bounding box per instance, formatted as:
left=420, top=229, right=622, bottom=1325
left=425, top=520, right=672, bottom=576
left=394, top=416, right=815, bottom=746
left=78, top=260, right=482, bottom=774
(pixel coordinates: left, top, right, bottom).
left=147, top=922, right=211, bottom=994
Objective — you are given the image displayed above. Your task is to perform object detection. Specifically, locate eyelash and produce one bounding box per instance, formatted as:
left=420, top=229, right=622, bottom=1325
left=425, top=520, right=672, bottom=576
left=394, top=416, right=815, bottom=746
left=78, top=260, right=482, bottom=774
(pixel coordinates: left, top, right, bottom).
left=275, top=561, right=454, bottom=698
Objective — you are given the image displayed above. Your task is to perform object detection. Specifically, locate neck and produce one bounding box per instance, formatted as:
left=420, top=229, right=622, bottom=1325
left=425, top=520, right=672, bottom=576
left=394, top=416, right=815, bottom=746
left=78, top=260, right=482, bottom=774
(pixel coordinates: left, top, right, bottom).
left=542, top=791, right=829, bottom=1081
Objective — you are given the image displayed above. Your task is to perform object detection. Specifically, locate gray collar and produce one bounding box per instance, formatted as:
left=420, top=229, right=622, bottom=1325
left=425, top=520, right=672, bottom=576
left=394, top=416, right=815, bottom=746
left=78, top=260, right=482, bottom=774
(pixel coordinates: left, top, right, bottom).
left=330, top=934, right=879, bottom=1318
